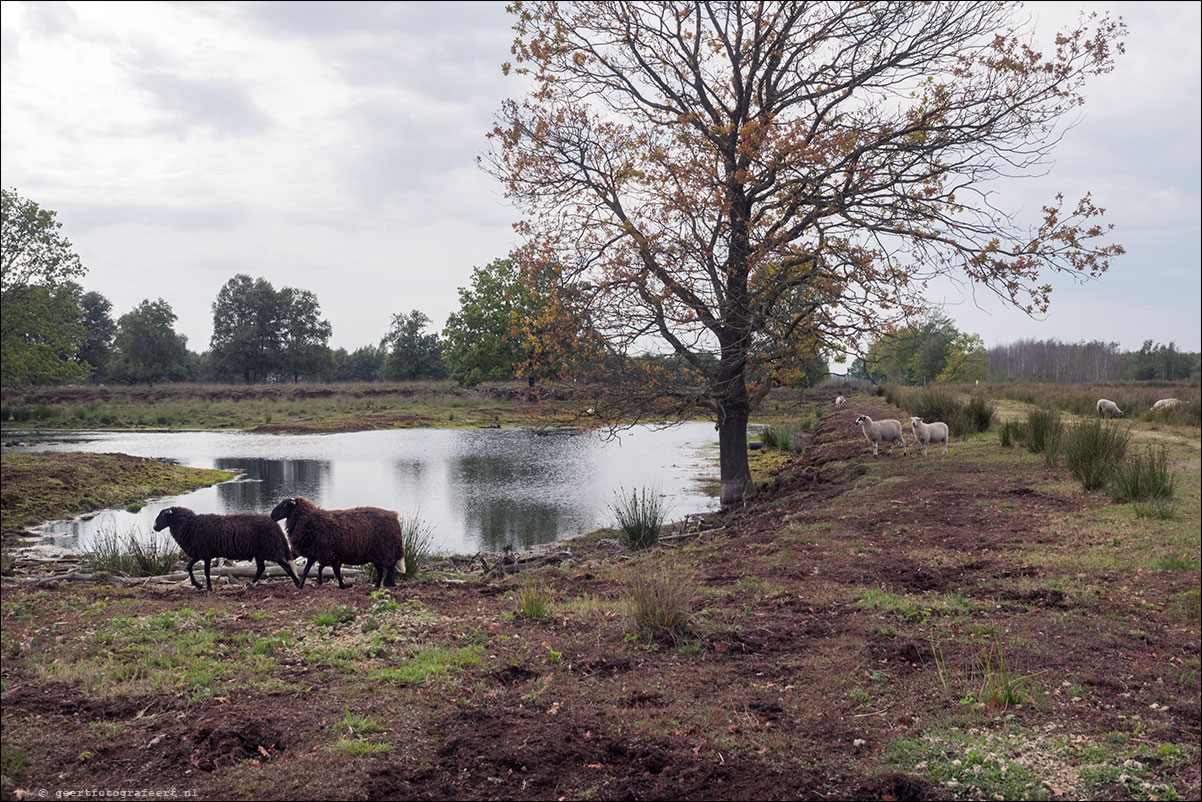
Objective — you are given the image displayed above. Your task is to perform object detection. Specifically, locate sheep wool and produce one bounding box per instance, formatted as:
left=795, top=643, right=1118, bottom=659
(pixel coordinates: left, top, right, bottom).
left=854, top=414, right=907, bottom=457
left=271, top=497, right=406, bottom=589
left=1096, top=399, right=1123, bottom=419
left=153, top=507, right=301, bottom=591
left=909, top=417, right=950, bottom=456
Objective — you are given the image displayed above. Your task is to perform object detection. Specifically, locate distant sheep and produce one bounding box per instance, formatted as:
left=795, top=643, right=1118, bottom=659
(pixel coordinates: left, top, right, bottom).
left=909, top=417, right=949, bottom=456
left=270, top=497, right=406, bottom=589
left=1151, top=398, right=1182, bottom=411
left=152, top=507, right=301, bottom=591
left=835, top=396, right=846, bottom=406
left=1096, top=399, right=1124, bottom=419
left=854, top=414, right=907, bottom=457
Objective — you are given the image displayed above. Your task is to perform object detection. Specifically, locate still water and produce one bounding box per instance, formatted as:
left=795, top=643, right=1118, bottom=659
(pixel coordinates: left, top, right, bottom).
left=6, top=424, right=721, bottom=555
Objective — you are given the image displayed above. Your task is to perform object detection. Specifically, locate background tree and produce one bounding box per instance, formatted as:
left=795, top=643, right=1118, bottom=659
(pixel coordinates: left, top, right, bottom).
left=74, top=287, right=116, bottom=380
left=490, top=2, right=1124, bottom=503
left=381, top=310, right=447, bottom=381
left=442, top=258, right=525, bottom=386
left=1, top=188, right=88, bottom=385
left=209, top=274, right=281, bottom=384
left=108, top=299, right=190, bottom=386
left=278, top=286, right=333, bottom=382
left=331, top=345, right=386, bottom=382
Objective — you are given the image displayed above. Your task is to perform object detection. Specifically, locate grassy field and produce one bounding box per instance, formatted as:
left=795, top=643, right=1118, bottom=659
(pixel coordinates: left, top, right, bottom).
left=0, top=381, right=582, bottom=433
left=1, top=384, right=1197, bottom=801
left=0, top=452, right=236, bottom=536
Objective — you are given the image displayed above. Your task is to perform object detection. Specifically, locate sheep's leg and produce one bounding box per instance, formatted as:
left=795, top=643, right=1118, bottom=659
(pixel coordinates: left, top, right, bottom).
left=332, top=562, right=348, bottom=589
left=872, top=441, right=879, bottom=457
left=185, top=558, right=204, bottom=590
left=315, top=563, right=325, bottom=585
left=941, top=440, right=948, bottom=455
left=278, top=560, right=302, bottom=588
left=203, top=558, right=213, bottom=592
left=252, top=558, right=266, bottom=584
left=382, top=564, right=397, bottom=587
left=298, top=559, right=315, bottom=589
left=372, top=563, right=385, bottom=589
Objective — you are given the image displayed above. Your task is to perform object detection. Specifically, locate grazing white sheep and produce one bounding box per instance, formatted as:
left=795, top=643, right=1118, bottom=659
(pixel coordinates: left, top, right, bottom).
left=835, top=396, right=846, bottom=406
left=909, top=417, right=949, bottom=456
left=1096, top=399, right=1123, bottom=419
left=854, top=414, right=907, bottom=457
left=1151, top=398, right=1182, bottom=411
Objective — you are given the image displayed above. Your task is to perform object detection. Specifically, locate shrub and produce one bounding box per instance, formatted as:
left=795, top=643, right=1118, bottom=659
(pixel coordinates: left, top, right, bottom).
left=962, top=395, right=996, bottom=433
left=1024, top=409, right=1063, bottom=456
left=760, top=425, right=803, bottom=453
left=998, top=420, right=1023, bottom=449
left=1062, top=420, right=1129, bottom=491
left=912, top=386, right=961, bottom=426
left=1109, top=446, right=1175, bottom=503
left=82, top=530, right=182, bottom=577
left=627, top=564, right=697, bottom=645
left=612, top=487, right=665, bottom=550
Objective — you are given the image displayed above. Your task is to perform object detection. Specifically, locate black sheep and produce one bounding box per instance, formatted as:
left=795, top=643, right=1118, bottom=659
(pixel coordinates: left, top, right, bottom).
left=269, top=497, right=406, bottom=589
left=153, top=506, right=302, bottom=591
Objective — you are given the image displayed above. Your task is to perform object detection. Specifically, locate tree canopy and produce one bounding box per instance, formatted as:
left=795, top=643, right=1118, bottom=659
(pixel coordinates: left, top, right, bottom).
left=108, top=298, right=190, bottom=386
left=489, top=1, right=1125, bottom=502
left=1, top=189, right=88, bottom=386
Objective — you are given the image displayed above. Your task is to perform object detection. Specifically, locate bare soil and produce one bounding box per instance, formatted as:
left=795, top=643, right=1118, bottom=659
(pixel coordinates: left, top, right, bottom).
left=2, top=398, right=1198, bottom=801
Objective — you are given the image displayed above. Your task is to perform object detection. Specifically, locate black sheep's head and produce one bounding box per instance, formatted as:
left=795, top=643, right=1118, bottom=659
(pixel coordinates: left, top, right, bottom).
left=270, top=497, right=298, bottom=521
left=153, top=507, right=176, bottom=532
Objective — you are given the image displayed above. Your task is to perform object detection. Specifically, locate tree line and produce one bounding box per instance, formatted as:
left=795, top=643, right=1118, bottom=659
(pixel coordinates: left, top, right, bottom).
left=850, top=313, right=1201, bottom=386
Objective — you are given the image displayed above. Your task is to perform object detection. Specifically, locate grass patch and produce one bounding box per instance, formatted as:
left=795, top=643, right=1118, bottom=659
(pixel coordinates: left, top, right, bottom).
left=327, top=739, right=393, bottom=757
left=854, top=588, right=977, bottom=622
left=367, top=645, right=485, bottom=687
left=612, top=487, right=665, bottom=550
left=1109, top=446, right=1175, bottom=503
left=515, top=579, right=554, bottom=621
left=400, top=516, right=437, bottom=578
left=0, top=451, right=236, bottom=534
left=626, top=564, right=698, bottom=645
left=81, top=529, right=181, bottom=577
left=1063, top=420, right=1129, bottom=491
left=310, top=604, right=359, bottom=627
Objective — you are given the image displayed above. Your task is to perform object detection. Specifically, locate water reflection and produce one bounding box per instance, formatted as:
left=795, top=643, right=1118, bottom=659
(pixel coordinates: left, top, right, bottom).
left=5, top=424, right=720, bottom=555
left=214, top=458, right=330, bottom=510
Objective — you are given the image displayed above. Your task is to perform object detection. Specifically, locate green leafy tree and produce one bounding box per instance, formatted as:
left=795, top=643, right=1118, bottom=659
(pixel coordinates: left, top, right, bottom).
left=278, top=287, right=333, bottom=382
left=108, top=299, right=190, bottom=386
left=442, top=258, right=524, bottom=386
left=74, top=287, right=116, bottom=380
left=381, top=311, right=447, bottom=381
left=1, top=188, right=88, bottom=385
left=937, top=332, right=989, bottom=383
left=210, top=274, right=281, bottom=384
left=331, top=345, right=386, bottom=382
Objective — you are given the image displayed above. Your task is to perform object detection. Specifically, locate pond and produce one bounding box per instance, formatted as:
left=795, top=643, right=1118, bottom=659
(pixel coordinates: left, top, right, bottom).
left=4, top=424, right=722, bottom=555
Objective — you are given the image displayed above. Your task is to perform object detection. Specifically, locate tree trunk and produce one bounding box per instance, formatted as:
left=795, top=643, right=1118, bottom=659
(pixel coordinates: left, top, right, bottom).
left=717, top=401, right=752, bottom=505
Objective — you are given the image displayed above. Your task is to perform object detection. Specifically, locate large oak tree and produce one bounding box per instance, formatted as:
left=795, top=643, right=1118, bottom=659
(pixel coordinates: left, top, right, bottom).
left=487, top=1, right=1125, bottom=503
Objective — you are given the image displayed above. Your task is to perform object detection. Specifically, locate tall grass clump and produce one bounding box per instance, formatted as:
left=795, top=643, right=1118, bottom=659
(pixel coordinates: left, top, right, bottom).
left=627, top=564, right=697, bottom=645
left=998, top=420, right=1023, bottom=449
left=612, top=487, right=665, bottom=550
left=82, top=530, right=181, bottom=577
left=760, top=425, right=803, bottom=453
left=911, top=386, right=961, bottom=427
left=400, top=516, right=437, bottom=579
left=1109, top=446, right=1175, bottom=503
left=962, top=395, right=996, bottom=433
left=1023, top=409, right=1063, bottom=457
left=1062, top=420, right=1129, bottom=491
left=515, top=579, right=554, bottom=621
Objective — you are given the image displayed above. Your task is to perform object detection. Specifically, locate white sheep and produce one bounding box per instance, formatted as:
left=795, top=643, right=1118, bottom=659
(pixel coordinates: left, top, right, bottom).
left=909, top=417, right=949, bottom=456
left=1151, top=398, right=1182, bottom=411
left=834, top=396, right=846, bottom=406
left=854, top=414, right=907, bottom=457
left=1096, top=399, right=1123, bottom=419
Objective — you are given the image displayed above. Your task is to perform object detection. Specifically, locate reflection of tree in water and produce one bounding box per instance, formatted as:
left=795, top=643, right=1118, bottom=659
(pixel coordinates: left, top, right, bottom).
left=215, top=458, right=330, bottom=513
left=469, top=499, right=566, bottom=552
left=451, top=432, right=594, bottom=552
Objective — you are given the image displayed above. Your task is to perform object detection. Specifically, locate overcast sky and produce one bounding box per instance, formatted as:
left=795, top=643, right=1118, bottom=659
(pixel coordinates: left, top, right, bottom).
left=2, top=1, right=1199, bottom=356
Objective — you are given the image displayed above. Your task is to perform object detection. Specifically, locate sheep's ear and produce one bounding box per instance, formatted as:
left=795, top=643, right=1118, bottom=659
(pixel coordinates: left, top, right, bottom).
left=165, top=507, right=174, bottom=515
